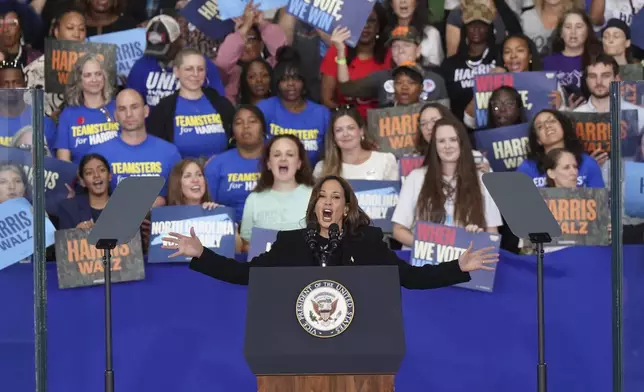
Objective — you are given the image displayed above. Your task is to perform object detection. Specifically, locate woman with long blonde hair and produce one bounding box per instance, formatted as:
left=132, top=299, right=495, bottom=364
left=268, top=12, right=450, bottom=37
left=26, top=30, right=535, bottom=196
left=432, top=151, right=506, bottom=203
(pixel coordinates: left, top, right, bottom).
left=54, top=53, right=118, bottom=164
left=313, top=105, right=398, bottom=181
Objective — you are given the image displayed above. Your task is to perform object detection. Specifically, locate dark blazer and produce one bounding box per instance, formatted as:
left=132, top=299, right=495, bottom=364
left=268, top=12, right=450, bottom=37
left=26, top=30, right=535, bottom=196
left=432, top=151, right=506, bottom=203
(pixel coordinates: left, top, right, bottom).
left=147, top=87, right=236, bottom=145
left=190, top=226, right=471, bottom=290
left=57, top=194, right=92, bottom=230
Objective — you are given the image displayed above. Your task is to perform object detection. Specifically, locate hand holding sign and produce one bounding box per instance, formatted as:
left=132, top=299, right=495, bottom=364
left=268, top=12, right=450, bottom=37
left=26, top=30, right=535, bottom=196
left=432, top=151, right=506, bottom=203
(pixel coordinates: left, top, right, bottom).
left=457, top=242, right=499, bottom=272
left=163, top=227, right=205, bottom=259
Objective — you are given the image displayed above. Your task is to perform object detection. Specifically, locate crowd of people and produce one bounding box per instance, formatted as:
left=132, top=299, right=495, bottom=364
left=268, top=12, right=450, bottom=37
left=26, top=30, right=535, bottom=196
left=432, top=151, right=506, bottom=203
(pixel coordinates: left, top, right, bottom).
left=0, top=0, right=642, bottom=262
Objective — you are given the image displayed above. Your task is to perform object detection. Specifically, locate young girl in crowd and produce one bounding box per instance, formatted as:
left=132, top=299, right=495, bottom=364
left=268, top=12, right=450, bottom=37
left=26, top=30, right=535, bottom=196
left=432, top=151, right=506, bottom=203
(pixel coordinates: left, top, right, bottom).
left=0, top=162, right=28, bottom=204
left=416, top=103, right=491, bottom=172
left=543, top=10, right=602, bottom=108
left=257, top=47, right=330, bottom=166
left=57, top=153, right=111, bottom=230
left=239, top=134, right=314, bottom=251
left=517, top=109, right=604, bottom=187
left=205, top=105, right=266, bottom=223
left=392, top=117, right=502, bottom=250
left=55, top=54, right=118, bottom=164
left=313, top=105, right=398, bottom=180
left=166, top=159, right=217, bottom=209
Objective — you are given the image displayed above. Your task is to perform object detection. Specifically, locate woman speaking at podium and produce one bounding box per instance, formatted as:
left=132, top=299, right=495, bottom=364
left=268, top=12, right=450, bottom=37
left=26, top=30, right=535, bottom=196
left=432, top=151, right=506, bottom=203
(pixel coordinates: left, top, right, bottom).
left=162, top=176, right=498, bottom=289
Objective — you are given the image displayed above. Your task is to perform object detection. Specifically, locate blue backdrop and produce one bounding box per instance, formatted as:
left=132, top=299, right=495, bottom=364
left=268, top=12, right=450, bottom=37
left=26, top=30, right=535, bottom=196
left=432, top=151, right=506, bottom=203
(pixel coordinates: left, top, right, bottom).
left=2, top=246, right=644, bottom=392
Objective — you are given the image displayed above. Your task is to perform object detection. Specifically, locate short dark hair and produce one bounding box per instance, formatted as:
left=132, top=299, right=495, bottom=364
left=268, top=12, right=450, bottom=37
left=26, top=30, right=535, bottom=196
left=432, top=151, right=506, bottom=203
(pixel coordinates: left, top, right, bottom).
left=585, top=53, right=620, bottom=77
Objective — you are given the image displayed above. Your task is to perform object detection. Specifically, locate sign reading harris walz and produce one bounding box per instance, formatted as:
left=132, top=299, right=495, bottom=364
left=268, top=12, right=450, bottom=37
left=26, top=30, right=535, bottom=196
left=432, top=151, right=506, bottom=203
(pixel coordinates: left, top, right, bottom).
left=148, top=205, right=236, bottom=262
left=367, top=103, right=424, bottom=158
left=411, top=221, right=501, bottom=292
left=567, top=111, right=640, bottom=158
left=539, top=188, right=609, bottom=247
left=286, top=0, right=375, bottom=47
left=54, top=229, right=144, bottom=289
left=473, top=123, right=530, bottom=172
left=348, top=180, right=400, bottom=233
left=44, top=39, right=117, bottom=94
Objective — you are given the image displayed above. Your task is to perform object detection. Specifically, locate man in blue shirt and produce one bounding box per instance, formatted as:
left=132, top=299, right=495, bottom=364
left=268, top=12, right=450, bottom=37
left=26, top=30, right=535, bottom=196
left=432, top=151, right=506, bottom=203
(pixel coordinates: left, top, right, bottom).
left=126, top=14, right=225, bottom=109
left=89, top=88, right=182, bottom=207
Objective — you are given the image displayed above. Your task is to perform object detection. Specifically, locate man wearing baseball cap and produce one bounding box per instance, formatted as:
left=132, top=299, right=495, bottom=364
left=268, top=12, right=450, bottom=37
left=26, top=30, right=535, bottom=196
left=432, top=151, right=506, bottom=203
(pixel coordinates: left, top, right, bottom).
left=126, top=14, right=225, bottom=109
left=337, top=25, right=449, bottom=108
left=391, top=61, right=425, bottom=106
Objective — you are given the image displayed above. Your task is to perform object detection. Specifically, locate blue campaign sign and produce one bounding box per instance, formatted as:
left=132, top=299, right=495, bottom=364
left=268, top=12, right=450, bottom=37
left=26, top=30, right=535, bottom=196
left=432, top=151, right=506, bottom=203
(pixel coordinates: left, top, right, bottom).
left=0, top=146, right=78, bottom=215
left=218, top=0, right=290, bottom=19
left=624, top=161, right=644, bottom=218
left=411, top=221, right=501, bottom=292
left=88, top=28, right=146, bottom=84
left=473, top=123, right=530, bottom=172
left=180, top=0, right=235, bottom=41
left=286, top=0, right=376, bottom=47
left=349, top=180, right=400, bottom=232
left=0, top=197, right=55, bottom=271
left=473, top=71, right=557, bottom=129
left=631, top=10, right=644, bottom=51
left=148, top=205, right=236, bottom=263
left=247, top=227, right=278, bottom=261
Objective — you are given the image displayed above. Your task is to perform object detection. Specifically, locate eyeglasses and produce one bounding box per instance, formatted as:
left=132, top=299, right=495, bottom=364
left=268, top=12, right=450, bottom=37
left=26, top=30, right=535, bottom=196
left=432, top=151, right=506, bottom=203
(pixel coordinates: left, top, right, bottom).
left=332, top=104, right=355, bottom=112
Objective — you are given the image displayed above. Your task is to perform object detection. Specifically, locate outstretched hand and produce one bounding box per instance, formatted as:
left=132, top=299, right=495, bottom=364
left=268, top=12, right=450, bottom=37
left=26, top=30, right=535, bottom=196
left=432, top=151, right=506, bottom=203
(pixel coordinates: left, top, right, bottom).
left=162, top=227, right=204, bottom=259
left=458, top=242, right=499, bottom=272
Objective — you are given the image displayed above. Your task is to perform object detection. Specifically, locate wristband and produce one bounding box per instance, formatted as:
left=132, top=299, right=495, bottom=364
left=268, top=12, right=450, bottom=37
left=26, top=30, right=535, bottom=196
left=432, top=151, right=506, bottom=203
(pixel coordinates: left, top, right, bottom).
left=335, top=56, right=347, bottom=65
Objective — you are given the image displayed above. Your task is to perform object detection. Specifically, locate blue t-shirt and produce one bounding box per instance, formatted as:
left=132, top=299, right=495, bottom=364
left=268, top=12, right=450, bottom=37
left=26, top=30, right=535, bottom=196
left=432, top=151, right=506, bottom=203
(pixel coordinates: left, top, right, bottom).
left=54, top=100, right=119, bottom=164
left=0, top=105, right=56, bottom=148
left=517, top=153, right=605, bottom=188
left=89, top=134, right=182, bottom=196
left=204, top=148, right=261, bottom=223
left=256, top=97, right=330, bottom=165
left=126, top=55, right=225, bottom=108
left=174, top=95, right=228, bottom=159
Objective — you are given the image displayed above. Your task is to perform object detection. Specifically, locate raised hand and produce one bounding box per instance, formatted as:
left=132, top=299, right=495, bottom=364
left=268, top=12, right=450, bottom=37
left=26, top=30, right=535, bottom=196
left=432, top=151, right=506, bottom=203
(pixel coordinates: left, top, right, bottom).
left=330, top=25, right=351, bottom=52
left=458, top=242, right=499, bottom=272
left=162, top=227, right=205, bottom=259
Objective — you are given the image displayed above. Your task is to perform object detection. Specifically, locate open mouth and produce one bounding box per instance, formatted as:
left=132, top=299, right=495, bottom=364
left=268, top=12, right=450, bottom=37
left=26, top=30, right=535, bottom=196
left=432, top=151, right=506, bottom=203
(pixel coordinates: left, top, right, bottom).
left=322, top=208, right=333, bottom=222
left=92, top=180, right=104, bottom=187
left=190, top=185, right=201, bottom=192
left=278, top=165, right=289, bottom=174
left=508, top=62, right=522, bottom=72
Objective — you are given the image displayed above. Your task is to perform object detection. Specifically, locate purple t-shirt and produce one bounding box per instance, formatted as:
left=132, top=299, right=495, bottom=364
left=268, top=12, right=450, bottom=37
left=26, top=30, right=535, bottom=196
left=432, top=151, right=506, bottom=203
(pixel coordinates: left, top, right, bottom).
left=543, top=53, right=583, bottom=91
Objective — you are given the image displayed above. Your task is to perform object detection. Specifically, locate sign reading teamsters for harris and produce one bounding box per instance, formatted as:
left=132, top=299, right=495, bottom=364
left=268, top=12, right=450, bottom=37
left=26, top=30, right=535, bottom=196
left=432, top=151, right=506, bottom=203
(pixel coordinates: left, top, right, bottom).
left=286, top=0, right=376, bottom=47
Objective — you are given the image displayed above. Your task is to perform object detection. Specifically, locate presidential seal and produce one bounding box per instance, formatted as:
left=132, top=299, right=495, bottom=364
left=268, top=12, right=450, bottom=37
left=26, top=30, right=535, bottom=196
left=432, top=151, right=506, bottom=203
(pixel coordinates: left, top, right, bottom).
left=296, top=280, right=354, bottom=338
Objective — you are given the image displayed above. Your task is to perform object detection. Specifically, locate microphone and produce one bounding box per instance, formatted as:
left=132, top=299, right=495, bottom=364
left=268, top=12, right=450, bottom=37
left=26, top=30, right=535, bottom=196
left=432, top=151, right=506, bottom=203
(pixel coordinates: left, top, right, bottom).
left=304, top=227, right=318, bottom=252
left=328, top=223, right=341, bottom=255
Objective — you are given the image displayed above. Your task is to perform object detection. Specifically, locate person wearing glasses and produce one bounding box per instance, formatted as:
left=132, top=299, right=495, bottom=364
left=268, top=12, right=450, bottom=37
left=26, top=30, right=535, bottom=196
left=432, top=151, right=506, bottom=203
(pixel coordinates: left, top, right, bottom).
left=55, top=53, right=119, bottom=165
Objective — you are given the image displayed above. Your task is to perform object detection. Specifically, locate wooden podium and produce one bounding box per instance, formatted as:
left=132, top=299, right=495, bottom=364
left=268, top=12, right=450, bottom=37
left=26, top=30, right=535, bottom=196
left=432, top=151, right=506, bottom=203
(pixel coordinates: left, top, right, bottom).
left=244, top=266, right=405, bottom=392
left=257, top=375, right=395, bottom=392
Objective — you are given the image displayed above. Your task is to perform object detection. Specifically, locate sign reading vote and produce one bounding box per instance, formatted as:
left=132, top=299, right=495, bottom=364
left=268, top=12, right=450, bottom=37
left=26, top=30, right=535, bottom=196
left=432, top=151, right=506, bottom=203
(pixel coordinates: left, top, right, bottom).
left=367, top=103, right=423, bottom=158
left=411, top=221, right=500, bottom=292
left=88, top=28, right=146, bottom=84
left=349, top=180, right=400, bottom=232
left=286, top=0, right=375, bottom=47
left=0, top=146, right=77, bottom=215
left=180, top=0, right=235, bottom=41
left=473, top=72, right=556, bottom=129
left=568, top=111, right=640, bottom=158
left=149, top=205, right=236, bottom=262
left=539, top=188, right=609, bottom=247
left=399, top=155, right=424, bottom=184
left=54, top=229, right=145, bottom=289
left=473, top=123, right=530, bottom=172
left=0, top=197, right=56, bottom=271
left=44, top=39, right=117, bottom=94
left=625, top=161, right=644, bottom=218
left=247, top=227, right=278, bottom=261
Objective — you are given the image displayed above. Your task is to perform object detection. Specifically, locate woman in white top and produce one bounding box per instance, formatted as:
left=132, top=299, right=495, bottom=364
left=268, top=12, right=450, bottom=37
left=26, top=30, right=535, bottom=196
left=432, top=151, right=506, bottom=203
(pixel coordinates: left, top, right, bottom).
left=313, top=105, right=399, bottom=180
left=392, top=117, right=503, bottom=249
left=416, top=103, right=491, bottom=173
left=240, top=134, right=314, bottom=249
